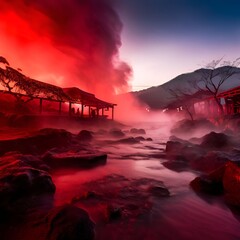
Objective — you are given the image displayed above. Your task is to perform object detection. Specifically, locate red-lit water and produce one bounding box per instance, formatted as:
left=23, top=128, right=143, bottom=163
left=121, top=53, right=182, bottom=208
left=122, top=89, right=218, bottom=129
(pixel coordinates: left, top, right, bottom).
left=52, top=123, right=240, bottom=240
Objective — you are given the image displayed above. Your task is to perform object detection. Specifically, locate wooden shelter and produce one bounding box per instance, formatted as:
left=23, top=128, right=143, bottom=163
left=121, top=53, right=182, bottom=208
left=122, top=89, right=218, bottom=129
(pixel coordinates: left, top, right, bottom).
left=0, top=66, right=116, bottom=119
left=63, top=87, right=116, bottom=119
left=218, top=86, right=240, bottom=115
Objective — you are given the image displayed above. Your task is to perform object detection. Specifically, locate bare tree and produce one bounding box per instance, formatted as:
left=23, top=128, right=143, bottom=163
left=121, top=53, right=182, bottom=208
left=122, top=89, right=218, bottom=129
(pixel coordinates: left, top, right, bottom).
left=193, top=57, right=240, bottom=115
left=0, top=56, right=69, bottom=103
left=169, top=89, right=194, bottom=121
left=168, top=88, right=201, bottom=121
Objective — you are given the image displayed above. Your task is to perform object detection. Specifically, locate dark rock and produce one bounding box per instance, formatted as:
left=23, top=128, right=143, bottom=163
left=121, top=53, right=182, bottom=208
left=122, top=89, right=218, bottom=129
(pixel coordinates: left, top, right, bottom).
left=106, top=204, right=122, bottom=220
left=43, top=152, right=107, bottom=169
left=190, top=161, right=240, bottom=207
left=169, top=135, right=188, bottom=143
left=72, top=191, right=102, bottom=203
left=181, top=145, right=203, bottom=162
left=162, top=160, right=189, bottom=172
left=109, top=128, right=125, bottom=138
left=165, top=141, right=185, bottom=154
left=223, top=161, right=240, bottom=206
left=116, top=137, right=140, bottom=144
left=170, top=119, right=215, bottom=138
left=146, top=138, right=153, bottom=141
left=73, top=175, right=169, bottom=222
left=191, top=151, right=230, bottom=173
left=130, top=128, right=146, bottom=134
left=0, top=153, right=55, bottom=211
left=190, top=165, right=225, bottom=194
left=149, top=185, right=170, bottom=197
left=190, top=176, right=223, bottom=195
left=12, top=152, right=50, bottom=172
left=165, top=137, right=233, bottom=173
left=0, top=128, right=72, bottom=156
left=166, top=141, right=203, bottom=162
left=46, top=204, right=95, bottom=240
left=190, top=161, right=240, bottom=205
left=96, top=129, right=108, bottom=135
left=134, top=136, right=145, bottom=141
left=77, top=130, right=93, bottom=142
left=200, top=132, right=230, bottom=149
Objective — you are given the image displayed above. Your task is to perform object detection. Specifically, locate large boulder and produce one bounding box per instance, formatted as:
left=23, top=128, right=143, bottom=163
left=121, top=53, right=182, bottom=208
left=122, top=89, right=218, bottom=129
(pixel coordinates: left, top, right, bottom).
left=0, top=128, right=72, bottom=155
left=190, top=165, right=225, bottom=194
left=15, top=153, right=50, bottom=171
left=77, top=130, right=93, bottom=142
left=109, top=128, right=125, bottom=138
left=170, top=119, right=216, bottom=138
left=200, top=132, right=231, bottom=149
left=165, top=140, right=204, bottom=163
left=130, top=128, right=146, bottom=135
left=46, top=204, right=95, bottom=240
left=116, top=137, right=140, bottom=145
left=191, top=161, right=240, bottom=207
left=0, top=153, right=55, bottom=210
left=43, top=152, right=107, bottom=169
left=223, top=161, right=240, bottom=206
left=165, top=141, right=185, bottom=154
left=191, top=151, right=230, bottom=173
left=165, top=134, right=235, bottom=173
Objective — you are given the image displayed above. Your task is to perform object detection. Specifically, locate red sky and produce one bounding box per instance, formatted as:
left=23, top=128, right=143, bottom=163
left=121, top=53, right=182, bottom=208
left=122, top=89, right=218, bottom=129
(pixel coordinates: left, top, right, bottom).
left=0, top=0, right=132, bottom=100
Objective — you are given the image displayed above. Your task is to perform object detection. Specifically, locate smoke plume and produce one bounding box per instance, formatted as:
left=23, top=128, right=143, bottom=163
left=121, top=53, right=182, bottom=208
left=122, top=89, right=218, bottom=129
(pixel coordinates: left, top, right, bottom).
left=0, top=0, right=132, bottom=99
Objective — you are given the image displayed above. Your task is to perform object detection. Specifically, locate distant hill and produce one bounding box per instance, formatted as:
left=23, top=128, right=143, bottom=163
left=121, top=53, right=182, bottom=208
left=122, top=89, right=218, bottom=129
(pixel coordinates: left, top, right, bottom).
left=133, top=66, right=240, bottom=109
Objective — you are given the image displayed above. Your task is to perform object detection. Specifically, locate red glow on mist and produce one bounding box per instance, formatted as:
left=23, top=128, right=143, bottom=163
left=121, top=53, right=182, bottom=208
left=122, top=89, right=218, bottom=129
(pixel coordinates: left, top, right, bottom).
left=0, top=0, right=132, bottom=100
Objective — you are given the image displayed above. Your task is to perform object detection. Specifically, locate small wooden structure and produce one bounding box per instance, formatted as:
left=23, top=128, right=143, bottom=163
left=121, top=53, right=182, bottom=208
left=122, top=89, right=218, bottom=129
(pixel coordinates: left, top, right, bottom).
left=0, top=66, right=116, bottom=120
left=63, top=87, right=116, bottom=119
left=193, top=86, right=240, bottom=116
left=218, top=86, right=240, bottom=115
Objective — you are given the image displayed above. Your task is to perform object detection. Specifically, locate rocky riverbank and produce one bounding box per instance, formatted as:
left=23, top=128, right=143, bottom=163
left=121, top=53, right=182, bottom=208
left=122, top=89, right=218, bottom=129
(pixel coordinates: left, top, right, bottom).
left=0, top=122, right=162, bottom=240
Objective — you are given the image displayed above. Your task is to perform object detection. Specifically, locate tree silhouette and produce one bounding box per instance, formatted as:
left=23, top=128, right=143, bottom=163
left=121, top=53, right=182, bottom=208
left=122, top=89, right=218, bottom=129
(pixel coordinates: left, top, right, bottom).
left=193, top=58, right=240, bottom=115
left=0, top=56, right=69, bottom=102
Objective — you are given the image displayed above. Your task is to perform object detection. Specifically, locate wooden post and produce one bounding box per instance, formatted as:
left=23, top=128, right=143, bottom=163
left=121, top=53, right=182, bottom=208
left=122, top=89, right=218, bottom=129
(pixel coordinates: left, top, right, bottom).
left=69, top=102, right=72, bottom=116
left=39, top=98, right=43, bottom=114
left=102, top=108, right=104, bottom=116
left=112, top=106, right=114, bottom=120
left=59, top=101, right=62, bottom=115
left=81, top=104, right=84, bottom=118
left=88, top=106, right=91, bottom=118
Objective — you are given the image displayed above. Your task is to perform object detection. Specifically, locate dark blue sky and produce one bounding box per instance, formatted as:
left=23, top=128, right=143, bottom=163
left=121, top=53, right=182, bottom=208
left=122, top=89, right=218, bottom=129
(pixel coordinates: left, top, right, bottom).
left=113, top=0, right=240, bottom=89
left=115, top=0, right=240, bottom=38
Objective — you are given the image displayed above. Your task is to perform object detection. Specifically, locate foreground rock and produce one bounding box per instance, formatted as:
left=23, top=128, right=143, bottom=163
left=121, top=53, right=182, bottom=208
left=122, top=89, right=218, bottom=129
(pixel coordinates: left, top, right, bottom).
left=170, top=119, right=216, bottom=138
left=0, top=128, right=72, bottom=156
left=191, top=161, right=240, bottom=207
left=130, top=128, right=146, bottom=135
left=200, top=131, right=232, bottom=149
left=46, top=204, right=95, bottom=240
left=223, top=161, right=240, bottom=206
left=72, top=174, right=170, bottom=223
left=109, top=128, right=125, bottom=138
left=0, top=153, right=55, bottom=212
left=164, top=131, right=239, bottom=172
left=77, top=130, right=94, bottom=142
left=43, top=152, right=107, bottom=169
left=190, top=165, right=225, bottom=195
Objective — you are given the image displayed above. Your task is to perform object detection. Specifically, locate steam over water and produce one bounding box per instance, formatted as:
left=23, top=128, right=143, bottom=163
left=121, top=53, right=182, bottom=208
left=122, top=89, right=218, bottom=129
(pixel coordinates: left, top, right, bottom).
left=52, top=122, right=240, bottom=240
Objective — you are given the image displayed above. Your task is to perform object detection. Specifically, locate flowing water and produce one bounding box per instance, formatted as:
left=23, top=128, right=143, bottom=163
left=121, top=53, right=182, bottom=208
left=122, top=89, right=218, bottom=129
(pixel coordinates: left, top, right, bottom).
left=52, top=122, right=240, bottom=240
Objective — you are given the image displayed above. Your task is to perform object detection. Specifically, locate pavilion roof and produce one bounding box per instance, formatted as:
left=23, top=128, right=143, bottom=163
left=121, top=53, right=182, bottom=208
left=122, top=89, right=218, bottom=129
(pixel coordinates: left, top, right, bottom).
left=0, top=66, right=116, bottom=108
left=218, top=86, right=240, bottom=98
left=63, top=87, right=116, bottom=108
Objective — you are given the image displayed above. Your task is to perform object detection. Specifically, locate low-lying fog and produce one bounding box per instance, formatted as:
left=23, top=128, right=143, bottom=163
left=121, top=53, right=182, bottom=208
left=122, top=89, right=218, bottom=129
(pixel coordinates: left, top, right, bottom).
left=50, top=120, right=240, bottom=240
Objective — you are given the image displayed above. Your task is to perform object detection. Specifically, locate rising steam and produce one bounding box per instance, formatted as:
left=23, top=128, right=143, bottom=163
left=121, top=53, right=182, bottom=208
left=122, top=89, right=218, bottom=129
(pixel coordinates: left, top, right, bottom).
left=0, top=0, right=132, bottom=99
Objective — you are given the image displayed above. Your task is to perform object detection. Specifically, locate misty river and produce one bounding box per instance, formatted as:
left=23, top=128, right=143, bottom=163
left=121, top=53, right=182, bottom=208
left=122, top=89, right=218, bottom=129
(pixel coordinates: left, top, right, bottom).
left=52, top=123, right=240, bottom=240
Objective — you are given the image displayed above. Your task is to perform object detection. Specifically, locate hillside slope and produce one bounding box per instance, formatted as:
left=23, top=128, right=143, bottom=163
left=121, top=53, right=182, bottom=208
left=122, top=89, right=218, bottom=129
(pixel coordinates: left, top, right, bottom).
left=133, top=67, right=240, bottom=109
